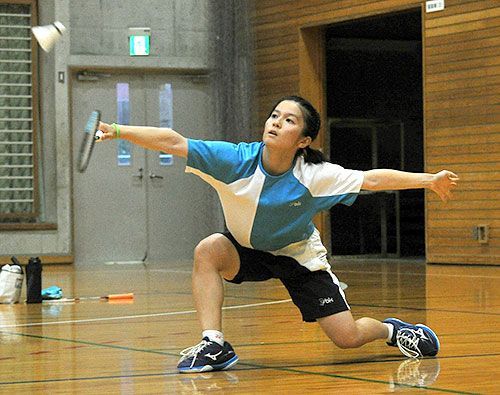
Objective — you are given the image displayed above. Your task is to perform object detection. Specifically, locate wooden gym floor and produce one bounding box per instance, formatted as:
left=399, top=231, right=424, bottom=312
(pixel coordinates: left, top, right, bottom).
left=0, top=259, right=498, bottom=394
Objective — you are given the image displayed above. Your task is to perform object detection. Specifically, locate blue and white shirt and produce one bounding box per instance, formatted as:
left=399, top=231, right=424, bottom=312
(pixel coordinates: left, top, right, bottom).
left=186, top=140, right=364, bottom=270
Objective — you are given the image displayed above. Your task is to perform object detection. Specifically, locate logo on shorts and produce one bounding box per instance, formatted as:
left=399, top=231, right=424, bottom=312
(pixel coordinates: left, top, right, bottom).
left=319, top=297, right=335, bottom=306
left=289, top=201, right=302, bottom=207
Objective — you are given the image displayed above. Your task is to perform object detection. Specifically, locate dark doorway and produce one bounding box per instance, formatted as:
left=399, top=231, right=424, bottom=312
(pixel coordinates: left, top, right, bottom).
left=326, top=9, right=425, bottom=258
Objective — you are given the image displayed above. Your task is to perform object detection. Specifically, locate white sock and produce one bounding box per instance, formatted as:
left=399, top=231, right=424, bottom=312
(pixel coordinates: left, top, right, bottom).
left=202, top=330, right=224, bottom=346
left=384, top=323, right=394, bottom=342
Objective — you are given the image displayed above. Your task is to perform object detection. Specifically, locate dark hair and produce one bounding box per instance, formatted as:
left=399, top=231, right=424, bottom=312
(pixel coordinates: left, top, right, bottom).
left=270, top=95, right=326, bottom=164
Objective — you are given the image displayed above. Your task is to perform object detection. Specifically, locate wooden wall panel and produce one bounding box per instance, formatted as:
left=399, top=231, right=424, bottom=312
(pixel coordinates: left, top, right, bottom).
left=252, top=0, right=499, bottom=265
left=424, top=0, right=499, bottom=265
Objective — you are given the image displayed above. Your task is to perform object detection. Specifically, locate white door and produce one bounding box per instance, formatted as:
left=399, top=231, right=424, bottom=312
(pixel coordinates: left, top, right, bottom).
left=71, top=72, right=219, bottom=264
left=143, top=75, right=218, bottom=261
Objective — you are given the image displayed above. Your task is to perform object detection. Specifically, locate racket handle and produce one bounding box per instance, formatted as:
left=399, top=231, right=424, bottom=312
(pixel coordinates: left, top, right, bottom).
left=94, top=130, right=104, bottom=141
left=105, top=292, right=134, bottom=300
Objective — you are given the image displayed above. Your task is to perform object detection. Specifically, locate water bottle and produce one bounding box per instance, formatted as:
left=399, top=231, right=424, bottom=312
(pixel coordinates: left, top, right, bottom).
left=26, top=257, right=42, bottom=303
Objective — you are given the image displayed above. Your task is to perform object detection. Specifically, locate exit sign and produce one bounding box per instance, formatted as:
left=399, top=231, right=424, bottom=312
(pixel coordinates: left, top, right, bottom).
left=129, top=27, right=150, bottom=56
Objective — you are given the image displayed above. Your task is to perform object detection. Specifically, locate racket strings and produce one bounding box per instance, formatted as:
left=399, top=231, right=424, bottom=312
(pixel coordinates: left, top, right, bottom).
left=77, top=110, right=100, bottom=173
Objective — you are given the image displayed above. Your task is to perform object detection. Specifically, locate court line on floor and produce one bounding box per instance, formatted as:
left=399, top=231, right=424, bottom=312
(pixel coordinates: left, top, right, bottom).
left=146, top=267, right=499, bottom=280
left=1, top=291, right=494, bottom=335
left=0, top=298, right=293, bottom=329
left=112, top=288, right=499, bottom=318
left=0, top=330, right=482, bottom=395
left=273, top=366, right=478, bottom=394
left=0, top=368, right=478, bottom=395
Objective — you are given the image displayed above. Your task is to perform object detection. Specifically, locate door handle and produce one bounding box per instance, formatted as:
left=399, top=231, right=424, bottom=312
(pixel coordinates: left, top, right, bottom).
left=149, top=172, right=164, bottom=180
left=132, top=168, right=143, bottom=180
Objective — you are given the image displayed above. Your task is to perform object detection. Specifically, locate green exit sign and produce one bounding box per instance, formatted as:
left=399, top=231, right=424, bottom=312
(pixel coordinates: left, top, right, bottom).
left=129, top=27, right=150, bottom=56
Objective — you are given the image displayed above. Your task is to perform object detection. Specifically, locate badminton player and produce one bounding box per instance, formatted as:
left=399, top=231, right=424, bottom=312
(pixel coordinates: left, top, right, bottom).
left=98, top=95, right=459, bottom=373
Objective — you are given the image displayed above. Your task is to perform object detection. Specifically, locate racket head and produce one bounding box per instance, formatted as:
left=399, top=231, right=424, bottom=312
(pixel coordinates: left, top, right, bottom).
left=77, top=110, right=101, bottom=173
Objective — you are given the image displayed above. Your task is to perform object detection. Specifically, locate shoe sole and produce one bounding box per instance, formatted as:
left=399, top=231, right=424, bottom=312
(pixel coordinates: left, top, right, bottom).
left=178, top=355, right=239, bottom=374
left=416, top=323, right=440, bottom=356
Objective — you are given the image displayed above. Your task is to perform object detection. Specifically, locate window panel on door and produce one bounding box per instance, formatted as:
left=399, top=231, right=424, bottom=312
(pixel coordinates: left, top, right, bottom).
left=117, top=83, right=132, bottom=166
left=159, top=83, right=173, bottom=166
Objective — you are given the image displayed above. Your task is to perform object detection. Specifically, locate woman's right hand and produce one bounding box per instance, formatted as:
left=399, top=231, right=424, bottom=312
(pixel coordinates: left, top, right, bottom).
left=97, top=122, right=118, bottom=141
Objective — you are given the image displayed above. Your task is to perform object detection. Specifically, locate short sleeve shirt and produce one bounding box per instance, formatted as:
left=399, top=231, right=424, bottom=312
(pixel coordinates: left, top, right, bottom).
left=185, top=139, right=364, bottom=253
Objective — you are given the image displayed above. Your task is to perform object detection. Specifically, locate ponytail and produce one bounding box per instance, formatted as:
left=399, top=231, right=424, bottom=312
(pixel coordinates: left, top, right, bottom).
left=296, top=146, right=327, bottom=164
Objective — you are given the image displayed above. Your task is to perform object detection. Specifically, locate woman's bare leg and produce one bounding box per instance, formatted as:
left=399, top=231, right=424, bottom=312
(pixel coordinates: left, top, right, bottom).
left=318, top=310, right=388, bottom=349
left=191, top=233, right=240, bottom=331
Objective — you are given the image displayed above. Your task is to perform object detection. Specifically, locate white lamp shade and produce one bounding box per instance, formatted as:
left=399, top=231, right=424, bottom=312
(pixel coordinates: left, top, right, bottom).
left=31, top=21, right=66, bottom=52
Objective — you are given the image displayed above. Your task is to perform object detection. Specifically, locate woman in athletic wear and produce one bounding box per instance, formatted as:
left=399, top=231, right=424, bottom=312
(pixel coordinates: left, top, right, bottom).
left=99, top=95, right=458, bottom=373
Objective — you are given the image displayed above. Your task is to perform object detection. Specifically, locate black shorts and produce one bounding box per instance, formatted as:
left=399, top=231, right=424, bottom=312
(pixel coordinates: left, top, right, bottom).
left=223, top=232, right=349, bottom=322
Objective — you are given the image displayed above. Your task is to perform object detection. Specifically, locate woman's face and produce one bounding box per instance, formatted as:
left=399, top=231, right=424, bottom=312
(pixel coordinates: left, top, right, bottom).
left=262, top=100, right=311, bottom=152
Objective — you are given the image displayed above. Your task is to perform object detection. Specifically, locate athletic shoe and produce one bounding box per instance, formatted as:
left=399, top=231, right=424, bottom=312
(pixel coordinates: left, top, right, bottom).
left=177, top=337, right=239, bottom=373
left=383, top=318, right=440, bottom=358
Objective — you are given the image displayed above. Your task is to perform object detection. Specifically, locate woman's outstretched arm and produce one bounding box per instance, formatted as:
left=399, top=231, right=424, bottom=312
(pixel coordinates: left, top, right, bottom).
left=98, top=122, right=188, bottom=158
left=362, top=169, right=459, bottom=202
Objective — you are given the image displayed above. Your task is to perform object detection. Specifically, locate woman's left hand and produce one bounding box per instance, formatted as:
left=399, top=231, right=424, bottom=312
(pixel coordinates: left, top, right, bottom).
left=430, top=170, right=459, bottom=202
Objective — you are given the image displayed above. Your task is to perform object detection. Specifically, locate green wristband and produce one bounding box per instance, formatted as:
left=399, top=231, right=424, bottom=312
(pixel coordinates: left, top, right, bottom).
left=111, top=123, right=120, bottom=139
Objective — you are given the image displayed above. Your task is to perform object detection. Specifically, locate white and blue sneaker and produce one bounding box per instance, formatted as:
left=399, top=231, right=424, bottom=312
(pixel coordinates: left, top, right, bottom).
left=384, top=318, right=440, bottom=358
left=177, top=337, right=239, bottom=373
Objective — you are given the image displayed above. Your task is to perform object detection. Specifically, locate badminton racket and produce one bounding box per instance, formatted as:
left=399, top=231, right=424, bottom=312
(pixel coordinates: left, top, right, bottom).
left=43, top=292, right=134, bottom=303
left=77, top=110, right=101, bottom=173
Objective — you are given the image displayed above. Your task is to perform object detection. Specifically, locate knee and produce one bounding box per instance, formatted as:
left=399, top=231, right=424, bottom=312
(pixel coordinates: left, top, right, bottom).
left=194, top=235, right=220, bottom=264
left=328, top=329, right=363, bottom=349
left=328, top=317, right=374, bottom=349
left=194, top=235, right=216, bottom=258
left=333, top=336, right=361, bottom=349
left=193, top=233, right=232, bottom=273
left=318, top=311, right=364, bottom=349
